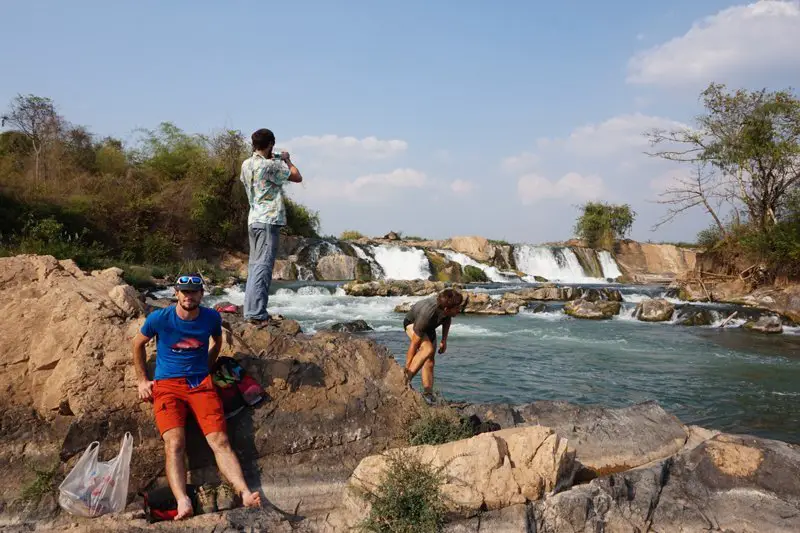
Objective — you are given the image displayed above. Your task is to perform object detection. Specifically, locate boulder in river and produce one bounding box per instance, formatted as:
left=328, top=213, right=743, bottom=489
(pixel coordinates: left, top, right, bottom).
left=564, top=298, right=620, bottom=319
left=328, top=320, right=373, bottom=333
left=675, top=307, right=714, bottom=326
left=634, top=298, right=675, bottom=322
left=743, top=315, right=784, bottom=334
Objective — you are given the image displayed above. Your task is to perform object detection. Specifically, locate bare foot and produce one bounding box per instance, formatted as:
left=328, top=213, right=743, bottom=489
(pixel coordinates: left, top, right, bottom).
left=174, top=496, right=194, bottom=520
left=241, top=490, right=262, bottom=508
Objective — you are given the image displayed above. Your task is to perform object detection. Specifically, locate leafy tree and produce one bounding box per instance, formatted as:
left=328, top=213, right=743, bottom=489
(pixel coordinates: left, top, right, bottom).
left=285, top=197, right=320, bottom=237
left=1, top=94, right=63, bottom=181
left=574, top=202, right=635, bottom=249
left=648, top=83, right=800, bottom=234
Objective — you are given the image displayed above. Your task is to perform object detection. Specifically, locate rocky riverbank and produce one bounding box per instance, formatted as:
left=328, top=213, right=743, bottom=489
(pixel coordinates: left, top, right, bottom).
left=2, top=254, right=798, bottom=532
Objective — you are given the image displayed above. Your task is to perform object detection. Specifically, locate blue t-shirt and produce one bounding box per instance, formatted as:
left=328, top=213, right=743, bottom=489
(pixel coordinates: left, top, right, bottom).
left=141, top=306, right=222, bottom=381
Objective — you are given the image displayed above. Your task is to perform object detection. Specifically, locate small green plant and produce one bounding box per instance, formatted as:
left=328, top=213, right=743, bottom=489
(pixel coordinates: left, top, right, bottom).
left=489, top=238, right=510, bottom=246
left=21, top=463, right=60, bottom=503
left=403, top=235, right=426, bottom=242
left=340, top=230, right=364, bottom=240
left=462, top=265, right=489, bottom=283
left=357, top=450, right=448, bottom=533
left=122, top=265, right=158, bottom=289
left=407, top=406, right=475, bottom=446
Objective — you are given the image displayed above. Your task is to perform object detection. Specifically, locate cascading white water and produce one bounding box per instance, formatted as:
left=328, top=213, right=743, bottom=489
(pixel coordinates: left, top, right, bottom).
left=350, top=243, right=385, bottom=279
left=513, top=245, right=603, bottom=283
left=598, top=250, right=623, bottom=280
left=436, top=249, right=516, bottom=283
left=369, top=245, right=431, bottom=280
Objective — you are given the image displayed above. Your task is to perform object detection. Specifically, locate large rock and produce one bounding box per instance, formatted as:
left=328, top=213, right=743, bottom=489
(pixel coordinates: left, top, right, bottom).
left=426, top=250, right=464, bottom=283
left=614, top=240, right=697, bottom=283
left=449, top=236, right=493, bottom=262
left=272, top=259, right=298, bottom=280
left=743, top=315, right=784, bottom=334
left=334, top=425, right=574, bottom=529
left=328, top=320, right=373, bottom=333
left=535, top=433, right=800, bottom=533
left=634, top=298, right=675, bottom=322
left=314, top=254, right=358, bottom=281
left=461, top=401, right=688, bottom=481
left=563, top=299, right=620, bottom=319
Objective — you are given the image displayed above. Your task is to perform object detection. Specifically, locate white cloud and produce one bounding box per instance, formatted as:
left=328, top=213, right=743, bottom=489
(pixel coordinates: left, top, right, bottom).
left=628, top=0, right=800, bottom=86
left=552, top=113, right=687, bottom=159
left=636, top=33, right=645, bottom=41
left=300, top=168, right=428, bottom=204
left=450, top=179, right=475, bottom=194
left=282, top=134, right=407, bottom=161
left=517, top=172, right=604, bottom=205
left=502, top=152, right=539, bottom=174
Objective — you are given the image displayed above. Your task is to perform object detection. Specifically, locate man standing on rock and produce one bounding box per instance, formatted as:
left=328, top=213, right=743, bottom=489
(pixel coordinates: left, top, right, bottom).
left=403, top=289, right=464, bottom=402
left=132, top=274, right=261, bottom=520
left=240, top=128, right=303, bottom=326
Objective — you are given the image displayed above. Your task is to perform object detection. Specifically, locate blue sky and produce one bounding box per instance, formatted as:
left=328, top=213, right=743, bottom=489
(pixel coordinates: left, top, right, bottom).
left=2, top=1, right=799, bottom=243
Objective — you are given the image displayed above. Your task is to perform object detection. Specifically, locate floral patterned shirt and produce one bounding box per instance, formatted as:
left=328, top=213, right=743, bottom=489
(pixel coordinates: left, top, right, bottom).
left=239, top=152, right=291, bottom=226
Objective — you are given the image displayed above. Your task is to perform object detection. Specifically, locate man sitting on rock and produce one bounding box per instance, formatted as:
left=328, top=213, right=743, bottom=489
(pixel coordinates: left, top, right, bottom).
left=132, top=274, right=261, bottom=520
left=403, top=289, right=464, bottom=402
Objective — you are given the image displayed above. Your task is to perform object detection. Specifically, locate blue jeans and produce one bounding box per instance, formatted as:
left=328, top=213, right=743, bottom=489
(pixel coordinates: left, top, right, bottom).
left=244, top=223, right=280, bottom=320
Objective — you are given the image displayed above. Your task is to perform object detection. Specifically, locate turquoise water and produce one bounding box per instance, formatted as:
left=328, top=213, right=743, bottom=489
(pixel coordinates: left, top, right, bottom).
left=200, top=281, right=800, bottom=444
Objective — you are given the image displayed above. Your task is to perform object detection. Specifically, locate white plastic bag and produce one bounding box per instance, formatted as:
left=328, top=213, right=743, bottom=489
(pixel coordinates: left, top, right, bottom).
left=58, top=432, right=133, bottom=517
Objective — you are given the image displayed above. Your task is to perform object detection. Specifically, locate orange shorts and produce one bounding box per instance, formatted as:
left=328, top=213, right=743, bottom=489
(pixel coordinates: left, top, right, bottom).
left=152, top=375, right=226, bottom=436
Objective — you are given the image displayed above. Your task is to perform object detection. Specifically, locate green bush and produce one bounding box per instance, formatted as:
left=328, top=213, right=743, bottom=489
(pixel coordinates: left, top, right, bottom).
left=404, top=235, right=426, bottom=242
left=285, top=197, right=320, bottom=238
left=357, top=450, right=448, bottom=533
left=462, top=265, right=489, bottom=283
left=21, top=463, right=60, bottom=503
left=340, top=230, right=364, bottom=240
left=697, top=226, right=724, bottom=249
left=574, top=202, right=635, bottom=249
left=489, top=238, right=510, bottom=246
left=407, top=407, right=475, bottom=446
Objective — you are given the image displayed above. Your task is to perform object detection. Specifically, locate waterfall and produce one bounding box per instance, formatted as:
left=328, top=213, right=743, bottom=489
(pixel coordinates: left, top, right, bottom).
left=350, top=243, right=385, bottom=280
left=512, top=245, right=605, bottom=283
left=369, top=245, right=431, bottom=280
left=436, top=249, right=518, bottom=283
left=598, top=250, right=623, bottom=280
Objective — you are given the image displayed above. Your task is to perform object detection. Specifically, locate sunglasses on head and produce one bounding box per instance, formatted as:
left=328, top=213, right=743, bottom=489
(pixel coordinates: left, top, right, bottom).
left=177, top=275, right=203, bottom=285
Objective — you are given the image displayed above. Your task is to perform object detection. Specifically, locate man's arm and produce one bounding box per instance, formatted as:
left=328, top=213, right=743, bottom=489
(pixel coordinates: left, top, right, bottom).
left=208, top=334, right=222, bottom=370
left=439, top=317, right=451, bottom=354
left=132, top=332, right=154, bottom=400
left=284, top=155, right=303, bottom=183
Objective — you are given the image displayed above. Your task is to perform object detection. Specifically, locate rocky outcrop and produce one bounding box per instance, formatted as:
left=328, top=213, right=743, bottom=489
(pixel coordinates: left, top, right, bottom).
left=634, top=298, right=675, bottom=322
left=734, top=284, right=800, bottom=324
left=534, top=433, right=800, bottom=533
left=614, top=240, right=697, bottom=283
left=503, top=286, right=622, bottom=303
left=0, top=255, right=421, bottom=528
left=394, top=292, right=521, bottom=316
left=564, top=299, right=621, bottom=319
left=743, top=315, right=784, bottom=334
left=571, top=247, right=603, bottom=279
left=332, top=425, right=574, bottom=529
left=273, top=259, right=298, bottom=280
left=344, top=279, right=460, bottom=297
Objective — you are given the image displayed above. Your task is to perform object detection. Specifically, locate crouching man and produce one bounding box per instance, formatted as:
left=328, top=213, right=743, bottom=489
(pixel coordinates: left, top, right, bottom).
left=132, top=274, right=261, bottom=520
left=403, top=289, right=464, bottom=402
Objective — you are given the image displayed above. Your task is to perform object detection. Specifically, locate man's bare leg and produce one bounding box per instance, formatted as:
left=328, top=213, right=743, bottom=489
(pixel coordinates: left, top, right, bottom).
left=162, top=427, right=193, bottom=520
left=206, top=432, right=262, bottom=508
left=421, top=358, right=435, bottom=395
left=408, top=340, right=435, bottom=379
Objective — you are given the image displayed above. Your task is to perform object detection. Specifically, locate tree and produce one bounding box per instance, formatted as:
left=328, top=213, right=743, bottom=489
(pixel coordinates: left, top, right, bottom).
left=648, top=83, right=800, bottom=234
left=1, top=94, right=62, bottom=182
left=653, top=161, right=729, bottom=236
left=574, top=202, right=635, bottom=249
